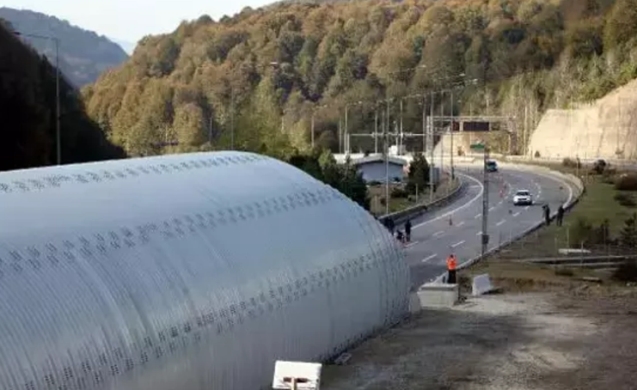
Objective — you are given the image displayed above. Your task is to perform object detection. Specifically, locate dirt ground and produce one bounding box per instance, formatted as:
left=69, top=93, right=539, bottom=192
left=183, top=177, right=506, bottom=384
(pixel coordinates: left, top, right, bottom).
left=322, top=262, right=637, bottom=390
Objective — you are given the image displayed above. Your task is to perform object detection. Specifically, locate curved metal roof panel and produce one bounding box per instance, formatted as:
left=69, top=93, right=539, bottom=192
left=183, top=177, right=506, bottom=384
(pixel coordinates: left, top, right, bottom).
left=0, top=151, right=410, bottom=390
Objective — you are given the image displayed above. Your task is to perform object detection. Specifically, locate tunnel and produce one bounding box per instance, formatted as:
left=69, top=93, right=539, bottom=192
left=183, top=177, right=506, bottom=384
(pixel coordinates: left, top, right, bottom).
left=0, top=151, right=410, bottom=390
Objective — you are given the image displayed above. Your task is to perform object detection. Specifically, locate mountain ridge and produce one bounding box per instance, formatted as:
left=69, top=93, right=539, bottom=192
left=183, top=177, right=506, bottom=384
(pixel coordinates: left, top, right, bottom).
left=0, top=7, right=129, bottom=87
left=82, top=0, right=637, bottom=158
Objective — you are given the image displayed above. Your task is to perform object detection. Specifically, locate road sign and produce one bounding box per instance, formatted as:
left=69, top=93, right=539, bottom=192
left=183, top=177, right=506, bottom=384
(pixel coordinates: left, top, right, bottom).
left=463, top=121, right=490, bottom=132
left=470, top=143, right=485, bottom=151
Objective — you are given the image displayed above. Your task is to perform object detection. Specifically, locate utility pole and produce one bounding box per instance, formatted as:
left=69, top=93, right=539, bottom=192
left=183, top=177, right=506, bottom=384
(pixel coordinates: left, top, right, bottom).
left=450, top=89, right=455, bottom=180
left=338, top=115, right=342, bottom=153
left=310, top=111, right=315, bottom=149
left=481, top=146, right=490, bottom=257
left=439, top=91, right=444, bottom=173
left=422, top=95, right=426, bottom=153
left=429, top=91, right=435, bottom=204
left=384, top=108, right=390, bottom=215
left=344, top=105, right=349, bottom=154
left=399, top=98, right=404, bottom=154
left=230, top=89, right=235, bottom=150
left=374, top=107, right=379, bottom=154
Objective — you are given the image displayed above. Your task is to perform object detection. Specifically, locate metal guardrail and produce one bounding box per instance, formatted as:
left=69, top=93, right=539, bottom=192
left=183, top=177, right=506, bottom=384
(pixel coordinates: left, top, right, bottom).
left=517, top=255, right=637, bottom=265
left=432, top=162, right=586, bottom=283
left=378, top=176, right=465, bottom=225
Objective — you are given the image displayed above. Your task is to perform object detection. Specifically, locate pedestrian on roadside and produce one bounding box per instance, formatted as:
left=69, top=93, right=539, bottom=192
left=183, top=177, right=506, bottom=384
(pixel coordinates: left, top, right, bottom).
left=405, top=219, right=412, bottom=242
left=557, top=205, right=564, bottom=226
left=543, top=204, right=551, bottom=225
left=388, top=218, right=395, bottom=235
left=446, top=253, right=457, bottom=284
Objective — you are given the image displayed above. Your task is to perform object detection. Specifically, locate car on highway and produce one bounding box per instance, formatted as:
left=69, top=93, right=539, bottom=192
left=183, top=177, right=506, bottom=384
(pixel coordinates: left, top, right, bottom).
left=512, top=189, right=533, bottom=206
left=486, top=160, right=498, bottom=172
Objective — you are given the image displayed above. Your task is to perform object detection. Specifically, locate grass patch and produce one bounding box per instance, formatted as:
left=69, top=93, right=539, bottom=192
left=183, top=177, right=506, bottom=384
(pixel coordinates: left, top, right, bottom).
left=458, top=258, right=600, bottom=294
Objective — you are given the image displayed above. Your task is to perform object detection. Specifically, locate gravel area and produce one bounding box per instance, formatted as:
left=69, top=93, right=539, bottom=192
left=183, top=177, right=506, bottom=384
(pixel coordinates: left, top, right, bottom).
left=322, top=288, right=637, bottom=390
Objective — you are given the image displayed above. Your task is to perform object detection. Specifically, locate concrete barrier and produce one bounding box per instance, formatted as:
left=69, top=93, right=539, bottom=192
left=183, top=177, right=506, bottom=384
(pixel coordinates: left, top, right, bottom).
left=379, top=175, right=465, bottom=225
left=413, top=283, right=460, bottom=308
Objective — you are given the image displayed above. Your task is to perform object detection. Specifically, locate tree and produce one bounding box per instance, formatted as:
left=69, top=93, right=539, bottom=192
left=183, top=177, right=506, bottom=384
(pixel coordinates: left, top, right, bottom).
left=288, top=149, right=369, bottom=210
left=406, top=152, right=429, bottom=195
left=81, top=0, right=637, bottom=160
left=620, top=213, right=637, bottom=249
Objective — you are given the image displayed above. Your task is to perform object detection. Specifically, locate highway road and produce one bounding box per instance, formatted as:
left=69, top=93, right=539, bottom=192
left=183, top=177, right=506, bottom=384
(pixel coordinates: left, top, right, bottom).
left=399, top=163, right=575, bottom=289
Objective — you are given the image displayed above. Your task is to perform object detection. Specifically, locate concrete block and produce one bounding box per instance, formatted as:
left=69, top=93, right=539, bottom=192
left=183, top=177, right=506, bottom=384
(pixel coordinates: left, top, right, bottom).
left=416, top=282, right=459, bottom=308
left=408, top=292, right=422, bottom=314
left=472, top=274, right=495, bottom=296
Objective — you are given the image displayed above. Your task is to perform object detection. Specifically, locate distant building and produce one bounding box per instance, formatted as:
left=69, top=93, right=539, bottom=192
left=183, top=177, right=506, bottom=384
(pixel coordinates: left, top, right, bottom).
left=350, top=155, right=408, bottom=183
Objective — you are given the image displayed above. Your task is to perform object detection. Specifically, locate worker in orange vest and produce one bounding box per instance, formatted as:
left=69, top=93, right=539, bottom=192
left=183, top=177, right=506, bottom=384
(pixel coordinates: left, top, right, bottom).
left=446, top=254, right=458, bottom=284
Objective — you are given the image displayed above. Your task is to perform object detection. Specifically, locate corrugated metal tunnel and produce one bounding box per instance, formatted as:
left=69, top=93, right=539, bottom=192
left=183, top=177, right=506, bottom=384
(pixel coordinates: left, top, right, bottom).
left=0, top=151, right=410, bottom=390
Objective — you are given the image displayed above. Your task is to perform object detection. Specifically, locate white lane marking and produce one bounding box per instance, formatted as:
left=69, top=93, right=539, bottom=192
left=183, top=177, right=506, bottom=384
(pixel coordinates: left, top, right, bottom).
left=524, top=206, right=530, bottom=210
left=413, top=173, right=484, bottom=229
left=476, top=231, right=482, bottom=236
left=498, top=201, right=503, bottom=205
left=489, top=206, right=495, bottom=212
left=456, top=221, right=466, bottom=227
left=433, top=230, right=444, bottom=238
left=496, top=219, right=506, bottom=227
left=513, top=212, right=520, bottom=217
left=451, top=240, right=465, bottom=248
left=422, top=254, right=437, bottom=263
left=474, top=213, right=481, bottom=219
left=404, top=241, right=420, bottom=248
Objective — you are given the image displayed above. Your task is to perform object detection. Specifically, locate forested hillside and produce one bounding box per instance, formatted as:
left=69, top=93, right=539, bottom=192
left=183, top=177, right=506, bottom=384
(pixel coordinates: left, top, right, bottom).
left=0, top=22, right=125, bottom=171
left=0, top=7, right=129, bottom=87
left=83, top=0, right=637, bottom=158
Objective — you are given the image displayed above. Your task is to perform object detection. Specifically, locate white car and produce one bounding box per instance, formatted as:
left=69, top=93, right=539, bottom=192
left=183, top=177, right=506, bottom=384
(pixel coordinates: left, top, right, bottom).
left=513, top=190, right=533, bottom=206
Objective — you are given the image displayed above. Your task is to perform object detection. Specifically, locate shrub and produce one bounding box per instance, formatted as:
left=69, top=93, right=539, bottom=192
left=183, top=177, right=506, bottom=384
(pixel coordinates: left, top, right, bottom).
left=391, top=187, right=409, bottom=198
left=614, top=192, right=636, bottom=207
left=615, top=173, right=637, bottom=191
left=592, top=159, right=607, bottom=174
left=570, top=216, right=593, bottom=247
left=534, top=151, right=541, bottom=158
left=562, top=157, right=581, bottom=168
left=612, top=261, right=637, bottom=283
left=554, top=268, right=574, bottom=277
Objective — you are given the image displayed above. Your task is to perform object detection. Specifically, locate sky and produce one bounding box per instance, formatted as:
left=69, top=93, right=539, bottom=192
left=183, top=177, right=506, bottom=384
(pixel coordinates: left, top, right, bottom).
left=1, top=0, right=274, bottom=44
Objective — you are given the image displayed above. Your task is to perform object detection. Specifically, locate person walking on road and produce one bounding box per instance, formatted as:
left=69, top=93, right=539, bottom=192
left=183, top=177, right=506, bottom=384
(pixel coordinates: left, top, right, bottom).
left=404, top=219, right=412, bottom=243
left=446, top=254, right=458, bottom=284
left=557, top=205, right=564, bottom=226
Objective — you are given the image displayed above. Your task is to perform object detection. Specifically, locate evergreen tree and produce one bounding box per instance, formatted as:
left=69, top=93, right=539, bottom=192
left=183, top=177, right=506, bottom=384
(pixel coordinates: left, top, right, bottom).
left=620, top=213, right=637, bottom=248
left=406, top=152, right=429, bottom=195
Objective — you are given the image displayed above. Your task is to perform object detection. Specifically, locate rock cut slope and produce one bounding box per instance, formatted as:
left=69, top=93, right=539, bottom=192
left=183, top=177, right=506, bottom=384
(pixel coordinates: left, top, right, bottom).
left=529, top=79, right=637, bottom=161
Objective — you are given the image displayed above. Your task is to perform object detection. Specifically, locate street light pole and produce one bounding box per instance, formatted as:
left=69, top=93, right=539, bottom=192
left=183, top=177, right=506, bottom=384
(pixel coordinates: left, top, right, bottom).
left=230, top=88, right=235, bottom=150
left=429, top=90, right=435, bottom=204
left=374, top=106, right=378, bottom=154
left=384, top=110, right=390, bottom=215
left=344, top=105, right=349, bottom=154
left=422, top=94, right=426, bottom=153
left=14, top=31, right=61, bottom=164
left=310, top=111, right=315, bottom=149
left=399, top=98, right=403, bottom=155
left=481, top=146, right=490, bottom=257
left=450, top=89, right=454, bottom=180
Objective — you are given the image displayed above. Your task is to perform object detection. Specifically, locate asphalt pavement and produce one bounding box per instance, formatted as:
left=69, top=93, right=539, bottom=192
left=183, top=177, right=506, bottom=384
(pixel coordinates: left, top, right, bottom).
left=398, top=163, right=575, bottom=289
